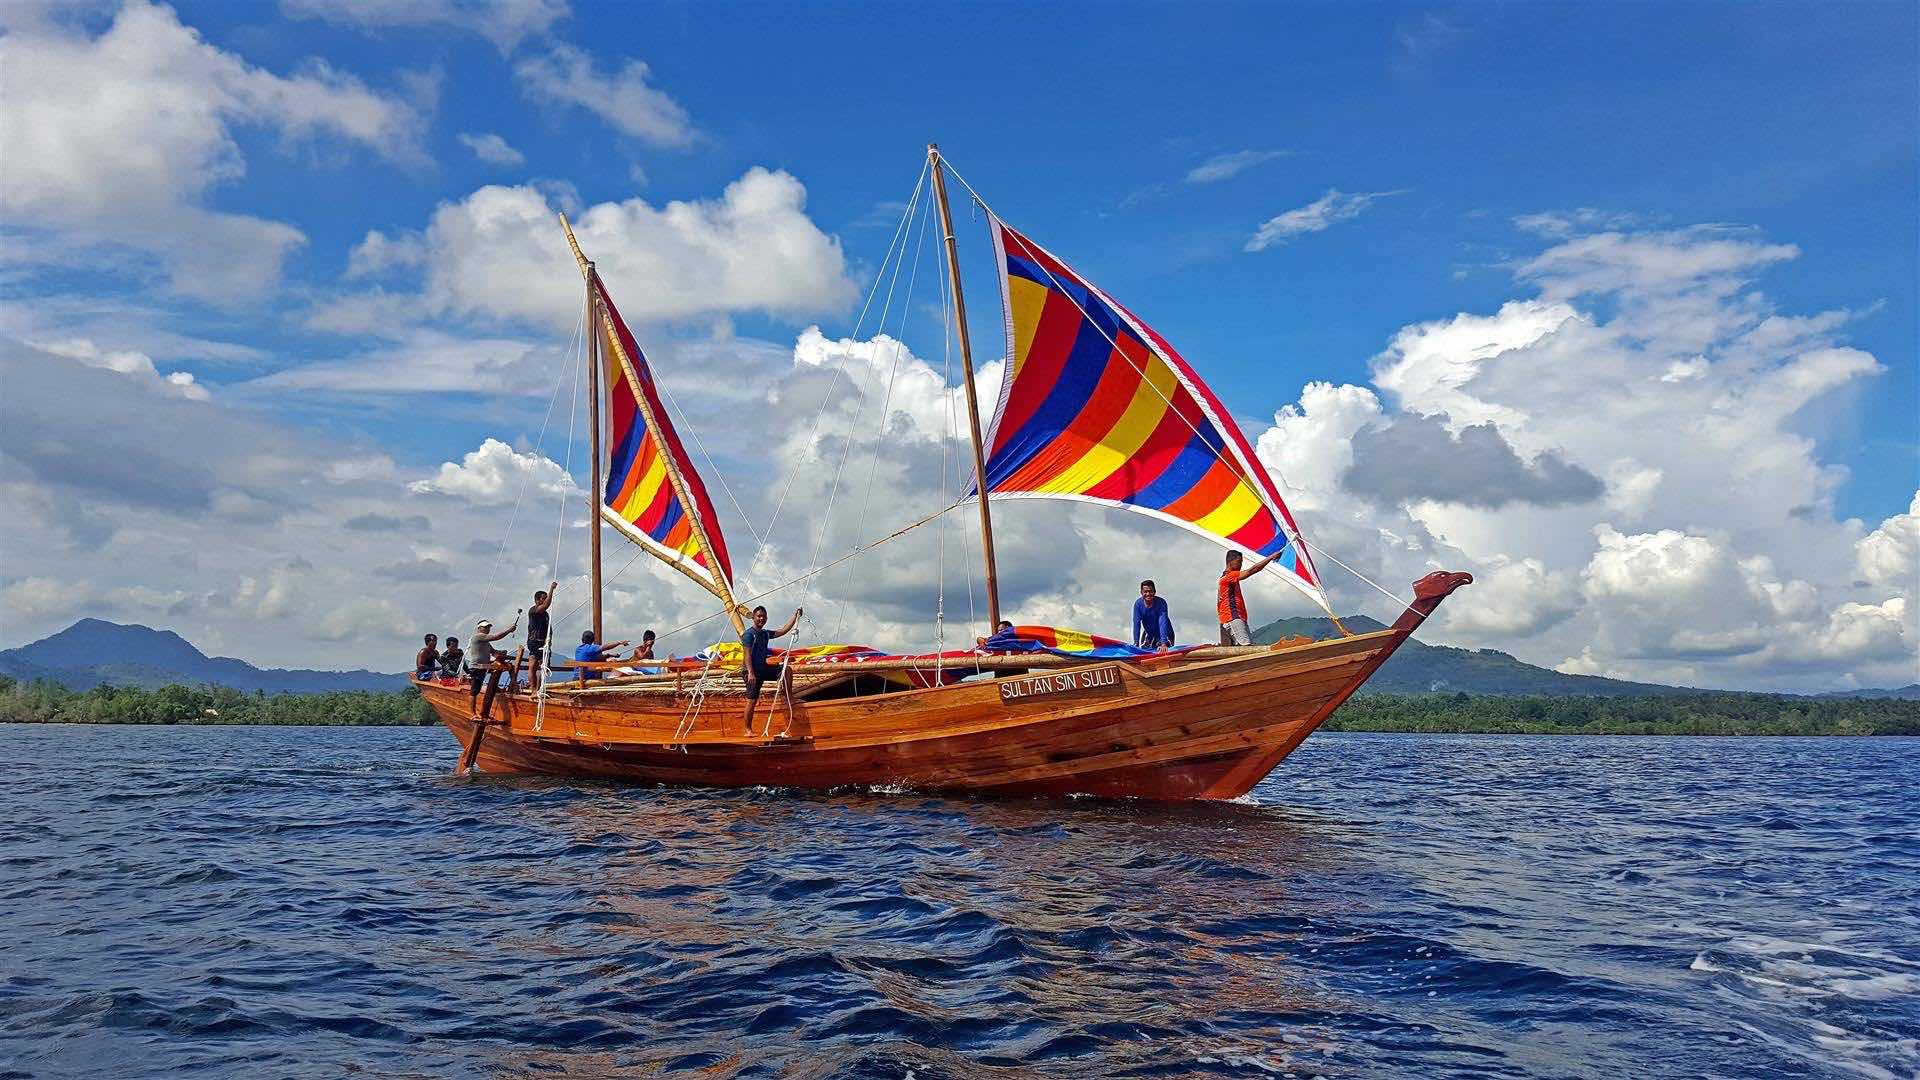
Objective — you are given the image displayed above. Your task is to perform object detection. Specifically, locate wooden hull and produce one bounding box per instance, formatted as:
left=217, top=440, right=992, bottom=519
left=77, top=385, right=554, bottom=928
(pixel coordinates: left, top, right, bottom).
left=422, top=572, right=1471, bottom=802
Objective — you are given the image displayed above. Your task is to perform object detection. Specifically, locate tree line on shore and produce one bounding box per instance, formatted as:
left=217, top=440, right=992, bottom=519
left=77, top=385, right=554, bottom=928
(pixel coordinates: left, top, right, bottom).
left=1, top=675, right=1914, bottom=735
left=0, top=677, right=434, bottom=726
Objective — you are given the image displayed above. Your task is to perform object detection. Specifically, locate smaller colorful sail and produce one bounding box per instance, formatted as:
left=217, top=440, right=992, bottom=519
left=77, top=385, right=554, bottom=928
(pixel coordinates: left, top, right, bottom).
left=976, top=219, right=1328, bottom=610
left=597, top=279, right=734, bottom=595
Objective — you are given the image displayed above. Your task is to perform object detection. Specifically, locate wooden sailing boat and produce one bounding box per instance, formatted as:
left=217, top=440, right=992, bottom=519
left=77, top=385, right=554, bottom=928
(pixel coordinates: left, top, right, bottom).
left=416, top=147, right=1471, bottom=800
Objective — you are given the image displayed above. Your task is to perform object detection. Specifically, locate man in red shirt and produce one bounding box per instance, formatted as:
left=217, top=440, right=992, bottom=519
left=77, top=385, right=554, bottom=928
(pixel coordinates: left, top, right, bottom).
left=1217, top=550, right=1278, bottom=645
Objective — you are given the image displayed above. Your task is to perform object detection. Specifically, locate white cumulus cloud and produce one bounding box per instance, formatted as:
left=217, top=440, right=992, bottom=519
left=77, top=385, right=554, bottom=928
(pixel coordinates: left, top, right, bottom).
left=0, top=0, right=427, bottom=302
left=410, top=438, right=579, bottom=504
left=1856, top=492, right=1919, bottom=593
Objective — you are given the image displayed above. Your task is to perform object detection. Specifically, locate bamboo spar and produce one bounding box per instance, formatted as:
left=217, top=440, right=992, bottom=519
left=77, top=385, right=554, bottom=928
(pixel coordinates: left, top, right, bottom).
left=557, top=213, right=745, bottom=634
left=929, top=144, right=1002, bottom=629
left=585, top=263, right=604, bottom=643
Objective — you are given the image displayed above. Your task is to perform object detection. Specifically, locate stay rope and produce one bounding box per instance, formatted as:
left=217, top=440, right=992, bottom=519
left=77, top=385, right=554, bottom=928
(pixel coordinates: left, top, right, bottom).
left=753, top=162, right=930, bottom=586
left=448, top=303, right=585, bottom=636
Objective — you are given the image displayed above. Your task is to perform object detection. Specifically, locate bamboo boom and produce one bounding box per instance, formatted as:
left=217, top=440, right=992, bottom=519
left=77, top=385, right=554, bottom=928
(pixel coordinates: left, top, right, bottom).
left=929, top=144, right=1002, bottom=630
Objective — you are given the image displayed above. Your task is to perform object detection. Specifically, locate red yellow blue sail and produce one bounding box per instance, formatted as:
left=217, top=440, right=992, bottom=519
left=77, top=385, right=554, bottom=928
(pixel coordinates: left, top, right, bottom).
left=978, top=219, right=1328, bottom=609
left=597, top=278, right=734, bottom=594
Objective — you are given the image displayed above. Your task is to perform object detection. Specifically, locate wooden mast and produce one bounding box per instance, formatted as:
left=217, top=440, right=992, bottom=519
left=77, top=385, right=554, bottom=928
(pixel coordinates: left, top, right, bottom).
left=584, top=264, right=605, bottom=644
left=929, top=143, right=1002, bottom=629
left=557, top=213, right=745, bottom=635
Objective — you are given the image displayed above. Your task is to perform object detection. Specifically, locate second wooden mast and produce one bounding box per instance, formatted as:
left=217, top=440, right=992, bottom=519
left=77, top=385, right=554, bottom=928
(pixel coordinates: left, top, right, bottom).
left=929, top=144, right=1003, bottom=629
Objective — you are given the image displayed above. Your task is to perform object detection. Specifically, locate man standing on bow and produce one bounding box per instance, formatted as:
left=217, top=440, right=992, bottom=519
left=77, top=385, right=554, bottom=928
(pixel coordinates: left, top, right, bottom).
left=1217, top=550, right=1277, bottom=646
left=1132, top=580, right=1176, bottom=650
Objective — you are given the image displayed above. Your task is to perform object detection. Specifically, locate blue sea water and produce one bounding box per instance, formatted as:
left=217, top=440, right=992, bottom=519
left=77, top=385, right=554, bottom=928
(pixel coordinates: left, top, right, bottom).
left=0, top=726, right=1915, bottom=1079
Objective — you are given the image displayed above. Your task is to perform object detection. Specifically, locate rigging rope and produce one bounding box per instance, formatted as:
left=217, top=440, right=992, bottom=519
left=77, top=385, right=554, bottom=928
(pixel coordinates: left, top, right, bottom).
left=827, top=182, right=937, bottom=641
left=537, top=317, right=585, bottom=726
left=754, top=162, right=929, bottom=577
left=451, top=304, right=585, bottom=635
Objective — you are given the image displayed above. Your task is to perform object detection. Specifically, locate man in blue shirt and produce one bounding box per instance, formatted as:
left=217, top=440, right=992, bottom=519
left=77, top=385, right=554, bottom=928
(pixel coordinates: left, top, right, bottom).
left=1132, top=579, right=1176, bottom=650
left=573, top=630, right=629, bottom=684
left=741, top=604, right=802, bottom=734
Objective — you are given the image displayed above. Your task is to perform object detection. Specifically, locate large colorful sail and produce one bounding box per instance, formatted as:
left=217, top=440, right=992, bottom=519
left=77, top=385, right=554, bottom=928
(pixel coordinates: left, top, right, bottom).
left=596, top=278, right=735, bottom=597
left=976, top=218, right=1327, bottom=609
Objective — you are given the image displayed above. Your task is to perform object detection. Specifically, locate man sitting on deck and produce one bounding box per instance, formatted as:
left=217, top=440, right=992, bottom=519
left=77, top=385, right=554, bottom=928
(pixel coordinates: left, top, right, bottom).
left=1133, top=580, right=1175, bottom=650
left=438, top=637, right=463, bottom=681
left=1218, top=550, right=1277, bottom=646
left=741, top=604, right=801, bottom=736
left=632, top=630, right=657, bottom=662
left=573, top=630, right=629, bottom=685
left=414, top=634, right=440, bottom=680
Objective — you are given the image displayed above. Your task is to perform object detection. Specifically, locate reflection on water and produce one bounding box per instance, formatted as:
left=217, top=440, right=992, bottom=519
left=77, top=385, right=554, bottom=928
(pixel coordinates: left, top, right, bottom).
left=1, top=725, right=1916, bottom=1078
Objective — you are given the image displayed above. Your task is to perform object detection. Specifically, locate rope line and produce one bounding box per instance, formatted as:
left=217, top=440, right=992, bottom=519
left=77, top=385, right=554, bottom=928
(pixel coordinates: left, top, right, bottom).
left=755, top=162, right=929, bottom=571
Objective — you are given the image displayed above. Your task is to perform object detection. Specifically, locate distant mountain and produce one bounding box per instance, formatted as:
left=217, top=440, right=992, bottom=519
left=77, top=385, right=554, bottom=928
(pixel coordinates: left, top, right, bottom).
left=1816, top=684, right=1920, bottom=701
left=0, top=619, right=405, bottom=694
left=1252, top=615, right=1711, bottom=697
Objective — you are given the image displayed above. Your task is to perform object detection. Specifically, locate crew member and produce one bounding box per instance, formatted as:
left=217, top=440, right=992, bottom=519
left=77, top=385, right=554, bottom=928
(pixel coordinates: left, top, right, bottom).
left=438, top=637, right=464, bottom=681
left=525, top=581, right=557, bottom=691
left=468, top=614, right=518, bottom=710
left=1217, top=550, right=1277, bottom=646
left=414, top=634, right=440, bottom=680
left=741, top=605, right=801, bottom=735
left=574, top=630, right=629, bottom=685
left=1132, top=580, right=1176, bottom=649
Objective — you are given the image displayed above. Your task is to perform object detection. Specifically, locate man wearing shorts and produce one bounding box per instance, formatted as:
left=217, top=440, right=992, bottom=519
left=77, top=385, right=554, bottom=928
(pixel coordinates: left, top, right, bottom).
left=1218, top=550, right=1278, bottom=646
left=740, top=604, right=802, bottom=735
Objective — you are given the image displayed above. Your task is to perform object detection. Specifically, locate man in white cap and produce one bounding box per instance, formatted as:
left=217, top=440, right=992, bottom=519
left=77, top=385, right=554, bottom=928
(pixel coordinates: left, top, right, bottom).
left=467, top=613, right=518, bottom=711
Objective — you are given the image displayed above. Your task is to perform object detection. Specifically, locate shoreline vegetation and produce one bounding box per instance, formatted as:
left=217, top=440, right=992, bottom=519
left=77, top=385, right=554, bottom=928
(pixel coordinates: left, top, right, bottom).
left=1, top=676, right=1914, bottom=735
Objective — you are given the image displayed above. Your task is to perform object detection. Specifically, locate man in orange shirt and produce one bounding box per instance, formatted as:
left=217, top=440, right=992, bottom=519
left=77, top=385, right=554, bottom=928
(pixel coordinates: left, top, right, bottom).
left=1217, top=550, right=1278, bottom=645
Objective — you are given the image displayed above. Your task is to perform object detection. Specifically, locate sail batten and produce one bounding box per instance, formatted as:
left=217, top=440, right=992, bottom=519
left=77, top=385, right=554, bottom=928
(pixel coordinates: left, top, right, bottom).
left=977, top=217, right=1328, bottom=609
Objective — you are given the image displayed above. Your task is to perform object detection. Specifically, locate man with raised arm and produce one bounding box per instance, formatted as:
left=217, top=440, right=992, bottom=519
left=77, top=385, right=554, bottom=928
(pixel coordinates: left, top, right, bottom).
left=467, top=613, right=518, bottom=712
left=1217, top=550, right=1277, bottom=646
left=525, top=581, right=557, bottom=691
left=741, top=604, right=801, bottom=736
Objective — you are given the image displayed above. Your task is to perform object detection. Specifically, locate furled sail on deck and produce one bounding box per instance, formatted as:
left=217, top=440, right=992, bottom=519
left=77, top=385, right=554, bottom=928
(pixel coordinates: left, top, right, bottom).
left=595, top=278, right=735, bottom=598
left=975, top=218, right=1328, bottom=610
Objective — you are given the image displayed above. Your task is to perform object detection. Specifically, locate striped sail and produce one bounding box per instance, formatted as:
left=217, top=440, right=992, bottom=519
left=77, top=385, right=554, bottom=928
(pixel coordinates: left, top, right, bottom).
left=978, top=218, right=1327, bottom=609
left=597, top=278, right=734, bottom=595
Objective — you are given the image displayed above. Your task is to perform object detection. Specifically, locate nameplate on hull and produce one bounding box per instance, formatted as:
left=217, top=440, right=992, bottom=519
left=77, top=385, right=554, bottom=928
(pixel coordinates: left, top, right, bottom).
left=998, top=665, right=1120, bottom=704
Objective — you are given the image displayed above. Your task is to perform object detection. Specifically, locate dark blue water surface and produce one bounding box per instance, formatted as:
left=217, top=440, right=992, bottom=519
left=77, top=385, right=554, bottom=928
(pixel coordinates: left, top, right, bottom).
left=1, top=726, right=1916, bottom=1078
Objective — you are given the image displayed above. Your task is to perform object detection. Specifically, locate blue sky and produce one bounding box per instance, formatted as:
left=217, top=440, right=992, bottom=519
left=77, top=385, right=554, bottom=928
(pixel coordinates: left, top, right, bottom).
left=173, top=0, right=1916, bottom=518
left=2, top=0, right=1916, bottom=688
